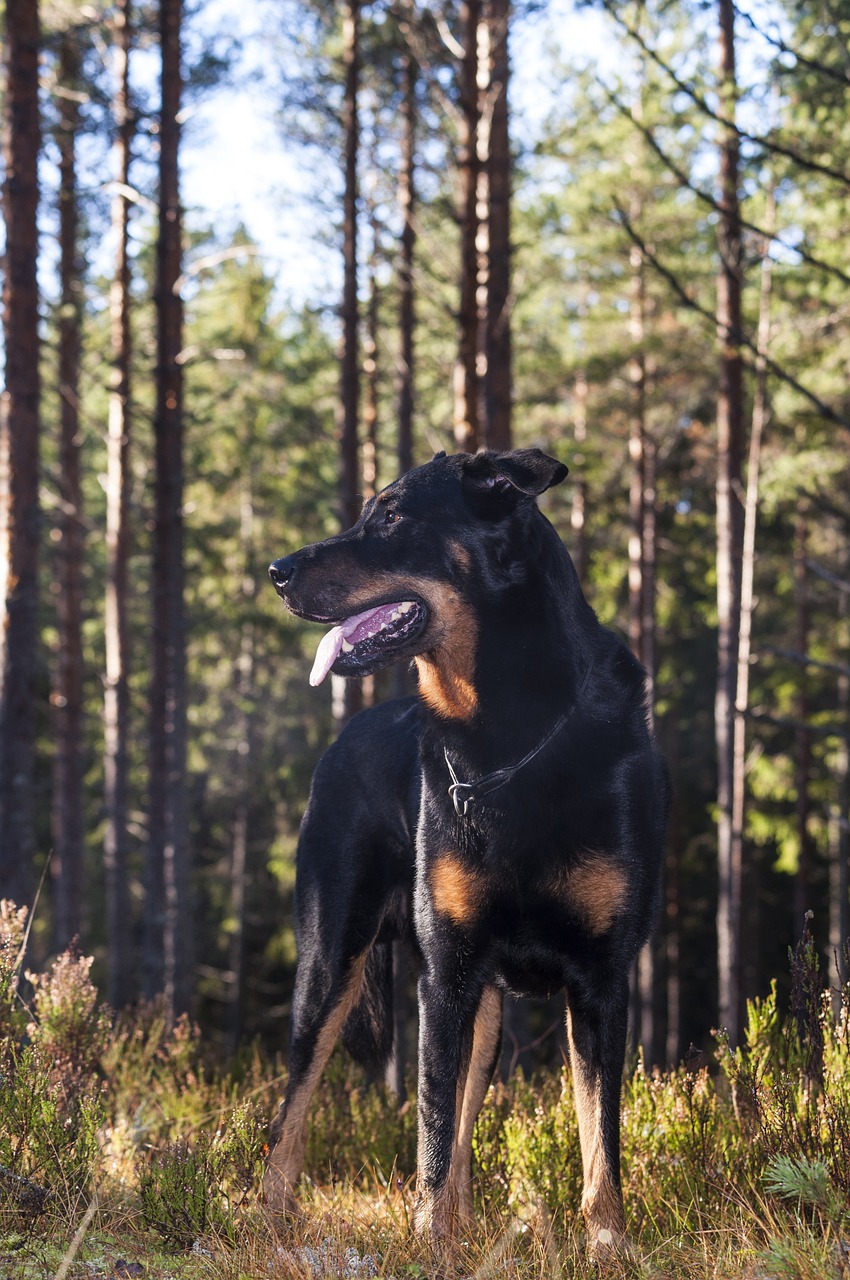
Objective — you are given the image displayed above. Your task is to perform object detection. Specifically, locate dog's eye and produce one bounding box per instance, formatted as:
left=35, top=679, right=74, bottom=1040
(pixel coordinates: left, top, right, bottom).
left=385, top=509, right=402, bottom=525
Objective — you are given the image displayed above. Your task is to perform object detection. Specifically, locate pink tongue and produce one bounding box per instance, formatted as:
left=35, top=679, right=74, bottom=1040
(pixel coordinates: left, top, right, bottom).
left=309, top=625, right=345, bottom=687
left=308, top=604, right=401, bottom=688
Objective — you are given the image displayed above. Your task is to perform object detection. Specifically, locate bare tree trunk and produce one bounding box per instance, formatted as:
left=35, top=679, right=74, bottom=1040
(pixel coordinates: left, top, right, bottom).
left=665, top=714, right=682, bottom=1065
left=145, top=0, right=192, bottom=1018
left=332, top=0, right=363, bottom=730
left=51, top=32, right=85, bottom=950
left=104, top=0, right=134, bottom=1010
left=730, top=206, right=772, bottom=954
left=453, top=0, right=481, bottom=451
left=397, top=45, right=416, bottom=478
left=793, top=509, right=813, bottom=929
left=571, top=365, right=589, bottom=587
left=228, top=469, right=256, bottom=1055
left=362, top=196, right=380, bottom=502
left=0, top=0, right=41, bottom=906
left=829, top=569, right=849, bottom=995
left=626, top=166, right=659, bottom=1063
left=484, top=0, right=511, bottom=449
left=714, top=0, right=746, bottom=1042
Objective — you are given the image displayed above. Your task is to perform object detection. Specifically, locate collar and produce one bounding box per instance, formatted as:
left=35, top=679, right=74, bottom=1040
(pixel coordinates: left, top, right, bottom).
left=443, top=659, right=594, bottom=819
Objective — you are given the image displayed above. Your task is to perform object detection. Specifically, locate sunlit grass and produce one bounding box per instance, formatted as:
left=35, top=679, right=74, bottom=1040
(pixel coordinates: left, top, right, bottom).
left=2, top=906, right=850, bottom=1278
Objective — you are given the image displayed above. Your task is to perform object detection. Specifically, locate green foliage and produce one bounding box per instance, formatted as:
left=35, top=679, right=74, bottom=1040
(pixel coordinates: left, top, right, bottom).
left=137, top=1105, right=265, bottom=1252
left=302, top=1053, right=418, bottom=1188
left=0, top=926, right=107, bottom=1227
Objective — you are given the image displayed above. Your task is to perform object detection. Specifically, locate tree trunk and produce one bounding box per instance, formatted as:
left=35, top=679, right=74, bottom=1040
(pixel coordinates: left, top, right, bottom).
left=793, top=509, right=813, bottom=930
left=453, top=0, right=481, bottom=451
left=397, top=46, right=416, bottom=478
left=665, top=714, right=682, bottom=1065
left=228, top=469, right=256, bottom=1056
left=332, top=0, right=363, bottom=730
left=51, top=32, right=85, bottom=951
left=829, top=569, right=849, bottom=997
left=104, top=0, right=134, bottom=1010
left=0, top=0, right=42, bottom=907
left=362, top=198, right=380, bottom=502
left=571, top=364, right=589, bottom=587
left=484, top=0, right=511, bottom=449
left=714, top=0, right=745, bottom=1042
left=730, top=202, right=772, bottom=985
left=145, top=0, right=192, bottom=1019
left=626, top=179, right=659, bottom=1063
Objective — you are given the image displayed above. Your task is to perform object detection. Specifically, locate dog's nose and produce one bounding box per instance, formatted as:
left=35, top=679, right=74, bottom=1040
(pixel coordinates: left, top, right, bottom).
left=269, top=556, right=295, bottom=589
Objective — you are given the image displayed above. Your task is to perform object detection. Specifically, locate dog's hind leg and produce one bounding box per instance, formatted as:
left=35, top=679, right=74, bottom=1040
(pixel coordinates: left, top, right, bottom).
left=565, top=974, right=629, bottom=1261
left=264, top=949, right=368, bottom=1220
left=453, top=985, right=502, bottom=1223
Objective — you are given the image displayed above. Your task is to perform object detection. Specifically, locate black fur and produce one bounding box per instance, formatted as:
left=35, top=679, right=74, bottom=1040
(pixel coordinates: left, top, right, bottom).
left=265, top=449, right=669, bottom=1253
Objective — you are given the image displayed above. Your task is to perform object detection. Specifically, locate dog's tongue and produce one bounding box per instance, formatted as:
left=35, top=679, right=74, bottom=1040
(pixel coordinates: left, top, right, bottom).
left=308, top=604, right=401, bottom=687
left=309, top=624, right=346, bottom=687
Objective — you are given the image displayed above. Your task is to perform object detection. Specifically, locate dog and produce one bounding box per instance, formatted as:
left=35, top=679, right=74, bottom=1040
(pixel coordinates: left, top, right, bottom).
left=264, top=448, right=668, bottom=1259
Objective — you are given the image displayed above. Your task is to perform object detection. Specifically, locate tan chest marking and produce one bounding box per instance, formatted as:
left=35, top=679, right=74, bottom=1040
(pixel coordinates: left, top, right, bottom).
left=551, top=855, right=628, bottom=935
left=430, top=853, right=483, bottom=927
left=414, top=583, right=478, bottom=721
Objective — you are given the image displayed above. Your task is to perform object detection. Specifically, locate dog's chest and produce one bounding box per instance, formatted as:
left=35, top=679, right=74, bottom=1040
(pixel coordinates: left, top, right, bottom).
left=420, top=840, right=628, bottom=943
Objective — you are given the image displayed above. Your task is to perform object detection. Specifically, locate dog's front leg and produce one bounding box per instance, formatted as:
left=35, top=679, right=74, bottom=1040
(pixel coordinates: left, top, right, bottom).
left=565, top=973, right=630, bottom=1262
left=414, top=960, right=480, bottom=1241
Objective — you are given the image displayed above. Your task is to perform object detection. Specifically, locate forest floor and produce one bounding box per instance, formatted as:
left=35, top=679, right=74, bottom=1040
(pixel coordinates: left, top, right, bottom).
left=2, top=923, right=850, bottom=1279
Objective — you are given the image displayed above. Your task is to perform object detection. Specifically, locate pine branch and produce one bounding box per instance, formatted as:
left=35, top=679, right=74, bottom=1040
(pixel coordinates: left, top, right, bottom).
left=600, top=82, right=850, bottom=291
left=599, top=0, right=850, bottom=190
left=747, top=708, right=850, bottom=740
left=733, top=4, right=850, bottom=90
left=611, top=199, right=850, bottom=436
left=756, top=646, right=850, bottom=680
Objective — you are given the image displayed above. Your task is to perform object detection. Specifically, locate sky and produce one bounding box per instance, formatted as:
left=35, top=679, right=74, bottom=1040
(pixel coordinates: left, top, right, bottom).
left=176, top=0, right=620, bottom=309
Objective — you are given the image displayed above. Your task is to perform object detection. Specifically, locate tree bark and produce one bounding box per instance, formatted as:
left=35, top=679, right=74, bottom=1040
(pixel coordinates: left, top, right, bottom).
left=829, top=568, right=849, bottom=996
left=714, top=0, right=746, bottom=1042
left=571, top=364, right=589, bottom=587
left=484, top=0, right=511, bottom=449
left=332, top=0, right=363, bottom=730
left=0, top=0, right=42, bottom=907
left=730, top=205, right=772, bottom=1016
left=362, top=197, right=380, bottom=503
left=228, top=469, right=256, bottom=1056
left=145, top=0, right=192, bottom=1019
left=104, top=0, right=134, bottom=1010
left=397, top=46, right=416, bottom=478
left=793, top=509, right=813, bottom=930
left=453, top=0, right=482, bottom=451
left=51, top=32, right=85, bottom=951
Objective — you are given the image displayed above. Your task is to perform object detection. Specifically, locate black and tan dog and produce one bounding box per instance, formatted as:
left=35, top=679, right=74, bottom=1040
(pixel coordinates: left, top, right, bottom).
left=265, top=448, right=668, bottom=1258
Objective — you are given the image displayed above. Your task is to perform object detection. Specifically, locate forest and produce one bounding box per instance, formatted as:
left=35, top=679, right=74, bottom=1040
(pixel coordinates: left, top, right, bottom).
left=1, top=0, right=850, bottom=1275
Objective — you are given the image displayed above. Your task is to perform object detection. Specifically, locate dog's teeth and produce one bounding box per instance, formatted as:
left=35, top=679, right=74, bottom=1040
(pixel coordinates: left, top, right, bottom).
left=341, top=639, right=353, bottom=652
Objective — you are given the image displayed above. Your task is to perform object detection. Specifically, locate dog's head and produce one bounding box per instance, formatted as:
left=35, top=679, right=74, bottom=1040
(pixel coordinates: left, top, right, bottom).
left=269, top=448, right=568, bottom=693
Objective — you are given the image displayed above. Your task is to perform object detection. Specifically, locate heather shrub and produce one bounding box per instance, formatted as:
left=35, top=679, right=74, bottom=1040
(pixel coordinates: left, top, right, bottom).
left=302, top=1052, right=418, bottom=1189
left=137, top=1101, right=266, bottom=1249
left=26, top=948, right=111, bottom=1104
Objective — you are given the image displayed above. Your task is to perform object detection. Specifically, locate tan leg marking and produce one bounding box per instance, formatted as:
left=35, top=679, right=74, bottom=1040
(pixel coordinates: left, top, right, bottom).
left=416, top=986, right=502, bottom=1240
left=264, top=952, right=368, bottom=1218
left=565, top=1005, right=626, bottom=1259
left=551, top=855, right=629, bottom=934
left=453, top=985, right=502, bottom=1222
left=430, top=853, right=484, bottom=928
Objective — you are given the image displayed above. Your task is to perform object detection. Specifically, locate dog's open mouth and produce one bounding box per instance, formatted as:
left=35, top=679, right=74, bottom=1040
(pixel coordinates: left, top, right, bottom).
left=309, top=600, right=426, bottom=686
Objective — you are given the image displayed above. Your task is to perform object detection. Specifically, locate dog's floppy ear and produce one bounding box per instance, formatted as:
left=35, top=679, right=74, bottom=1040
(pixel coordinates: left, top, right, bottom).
left=461, top=448, right=568, bottom=519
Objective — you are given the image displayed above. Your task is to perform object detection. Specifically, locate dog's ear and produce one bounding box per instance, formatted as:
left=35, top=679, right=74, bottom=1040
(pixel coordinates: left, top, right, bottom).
left=461, top=449, right=568, bottom=519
